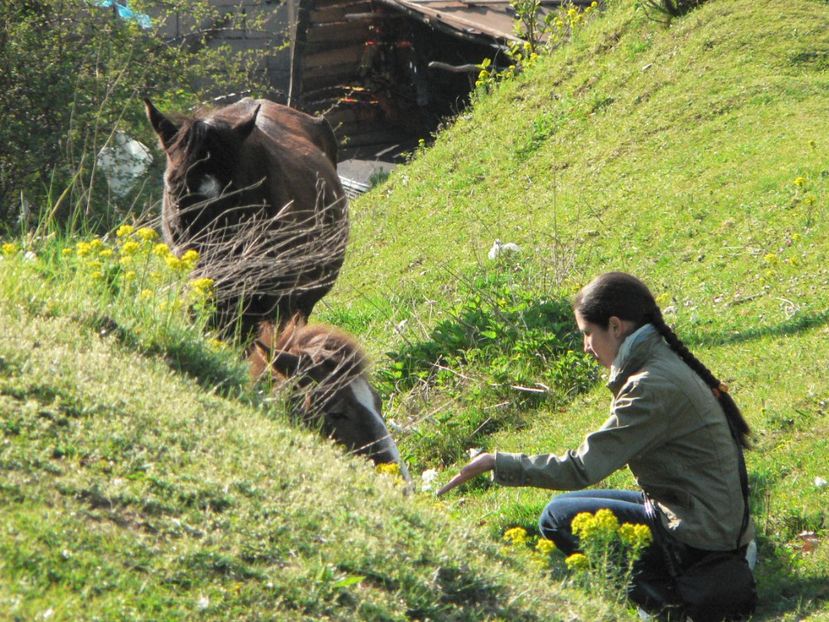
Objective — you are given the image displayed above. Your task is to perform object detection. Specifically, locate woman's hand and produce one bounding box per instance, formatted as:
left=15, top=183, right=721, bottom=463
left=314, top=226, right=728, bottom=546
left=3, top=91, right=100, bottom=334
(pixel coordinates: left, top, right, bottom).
left=436, top=452, right=496, bottom=496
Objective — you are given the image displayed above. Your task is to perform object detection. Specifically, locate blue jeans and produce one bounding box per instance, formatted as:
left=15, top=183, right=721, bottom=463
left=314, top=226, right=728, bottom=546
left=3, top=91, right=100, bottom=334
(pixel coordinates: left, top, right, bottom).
left=538, top=489, right=668, bottom=574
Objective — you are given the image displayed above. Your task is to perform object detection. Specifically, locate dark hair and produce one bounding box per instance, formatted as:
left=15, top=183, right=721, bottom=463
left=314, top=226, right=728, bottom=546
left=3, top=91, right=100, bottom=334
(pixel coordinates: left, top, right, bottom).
left=574, top=272, right=751, bottom=448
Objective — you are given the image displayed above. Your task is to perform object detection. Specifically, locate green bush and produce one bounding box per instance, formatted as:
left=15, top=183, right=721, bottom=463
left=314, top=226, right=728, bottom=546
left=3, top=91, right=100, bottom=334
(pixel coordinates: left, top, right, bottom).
left=0, top=0, right=276, bottom=232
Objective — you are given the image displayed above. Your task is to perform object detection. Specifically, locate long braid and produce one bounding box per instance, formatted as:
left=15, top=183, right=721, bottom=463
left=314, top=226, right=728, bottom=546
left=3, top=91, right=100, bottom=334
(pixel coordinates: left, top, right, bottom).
left=649, top=307, right=751, bottom=449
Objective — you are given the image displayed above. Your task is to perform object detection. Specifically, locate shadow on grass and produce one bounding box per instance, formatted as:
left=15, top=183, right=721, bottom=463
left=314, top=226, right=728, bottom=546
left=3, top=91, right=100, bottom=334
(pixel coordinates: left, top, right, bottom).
left=747, top=471, right=829, bottom=620
left=87, top=314, right=249, bottom=397
left=684, top=309, right=829, bottom=348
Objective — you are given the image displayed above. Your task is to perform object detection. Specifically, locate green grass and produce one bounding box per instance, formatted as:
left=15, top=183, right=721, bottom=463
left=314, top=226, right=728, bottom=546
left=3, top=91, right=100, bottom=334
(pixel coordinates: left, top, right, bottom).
left=2, top=0, right=829, bottom=619
left=320, top=0, right=829, bottom=618
left=0, top=249, right=614, bottom=620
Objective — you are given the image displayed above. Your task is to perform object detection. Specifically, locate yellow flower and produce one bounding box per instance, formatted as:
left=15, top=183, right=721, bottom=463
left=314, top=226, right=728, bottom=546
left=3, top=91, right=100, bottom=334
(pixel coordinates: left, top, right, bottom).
left=633, top=523, right=653, bottom=547
left=591, top=0, right=598, bottom=7
left=76, top=241, right=93, bottom=257
left=181, top=249, right=200, bottom=269
left=535, top=538, right=556, bottom=555
left=153, top=243, right=172, bottom=258
left=138, top=289, right=153, bottom=301
left=793, top=176, right=806, bottom=187
left=190, top=277, right=215, bottom=298
left=89, top=239, right=104, bottom=251
left=90, top=271, right=105, bottom=281
left=62, top=248, right=73, bottom=257
left=165, top=255, right=183, bottom=271
left=503, top=527, right=529, bottom=546
left=99, top=248, right=114, bottom=258
left=763, top=253, right=779, bottom=265
left=375, top=463, right=401, bottom=477
left=571, top=512, right=597, bottom=539
left=137, top=227, right=158, bottom=242
left=594, top=508, right=620, bottom=533
left=564, top=553, right=589, bottom=571
left=208, top=338, right=226, bottom=350
left=116, top=224, right=135, bottom=238
left=2, top=242, right=18, bottom=256
left=124, top=270, right=137, bottom=281
left=120, top=241, right=140, bottom=256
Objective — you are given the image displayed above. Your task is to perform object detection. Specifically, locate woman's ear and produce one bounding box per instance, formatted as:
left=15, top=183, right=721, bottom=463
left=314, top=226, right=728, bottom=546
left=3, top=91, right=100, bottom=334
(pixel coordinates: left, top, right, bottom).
left=608, top=316, right=623, bottom=337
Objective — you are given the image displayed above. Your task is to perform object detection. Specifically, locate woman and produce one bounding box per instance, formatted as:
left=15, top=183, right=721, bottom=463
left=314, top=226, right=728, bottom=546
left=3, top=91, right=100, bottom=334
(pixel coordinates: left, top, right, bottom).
left=437, top=272, right=755, bottom=614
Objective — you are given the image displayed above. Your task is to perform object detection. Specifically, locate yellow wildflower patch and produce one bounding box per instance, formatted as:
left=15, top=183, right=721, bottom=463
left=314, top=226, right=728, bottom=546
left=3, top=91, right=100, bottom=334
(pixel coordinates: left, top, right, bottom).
left=535, top=538, right=556, bottom=555
left=153, top=243, right=172, bottom=258
left=120, top=241, right=140, bottom=256
left=503, top=527, right=529, bottom=546
left=137, top=227, right=158, bottom=242
left=116, top=224, right=135, bottom=238
left=565, top=553, right=588, bottom=571
left=375, top=463, right=401, bottom=477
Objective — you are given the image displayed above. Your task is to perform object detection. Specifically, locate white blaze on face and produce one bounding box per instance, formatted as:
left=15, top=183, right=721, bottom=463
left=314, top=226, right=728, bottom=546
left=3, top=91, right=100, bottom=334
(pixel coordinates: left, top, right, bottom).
left=197, top=175, right=221, bottom=199
left=349, top=377, right=400, bottom=463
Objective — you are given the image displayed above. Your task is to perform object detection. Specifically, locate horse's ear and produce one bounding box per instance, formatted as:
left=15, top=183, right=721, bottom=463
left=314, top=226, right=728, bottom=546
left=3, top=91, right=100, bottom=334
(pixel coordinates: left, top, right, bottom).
left=232, top=104, right=260, bottom=142
left=144, top=98, right=179, bottom=151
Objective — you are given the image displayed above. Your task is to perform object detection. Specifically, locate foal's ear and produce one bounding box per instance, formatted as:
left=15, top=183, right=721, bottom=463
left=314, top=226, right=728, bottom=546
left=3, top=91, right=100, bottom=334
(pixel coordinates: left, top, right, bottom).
left=144, top=98, right=179, bottom=151
left=232, top=104, right=260, bottom=142
left=270, top=350, right=305, bottom=378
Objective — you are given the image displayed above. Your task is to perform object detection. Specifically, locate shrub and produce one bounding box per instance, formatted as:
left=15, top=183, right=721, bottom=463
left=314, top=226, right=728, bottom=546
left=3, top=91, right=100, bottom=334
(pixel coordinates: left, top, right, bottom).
left=0, top=0, right=276, bottom=231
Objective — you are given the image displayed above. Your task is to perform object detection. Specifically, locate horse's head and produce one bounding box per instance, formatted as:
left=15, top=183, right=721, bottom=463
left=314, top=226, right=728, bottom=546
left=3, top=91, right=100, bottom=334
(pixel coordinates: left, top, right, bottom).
left=251, top=320, right=409, bottom=479
left=144, top=98, right=261, bottom=243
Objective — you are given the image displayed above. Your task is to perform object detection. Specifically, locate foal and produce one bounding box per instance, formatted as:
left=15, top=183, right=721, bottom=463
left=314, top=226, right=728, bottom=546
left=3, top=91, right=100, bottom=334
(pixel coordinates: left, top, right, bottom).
left=250, top=317, right=409, bottom=479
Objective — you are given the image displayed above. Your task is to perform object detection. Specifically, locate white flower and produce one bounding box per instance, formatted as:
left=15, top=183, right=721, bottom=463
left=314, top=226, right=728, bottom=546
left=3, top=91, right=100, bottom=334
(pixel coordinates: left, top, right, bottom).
left=40, top=609, right=54, bottom=620
left=23, top=251, right=37, bottom=262
left=815, top=476, right=827, bottom=488
left=488, top=239, right=520, bottom=260
left=468, top=447, right=482, bottom=458
left=421, top=468, right=439, bottom=492
left=197, top=595, right=210, bottom=611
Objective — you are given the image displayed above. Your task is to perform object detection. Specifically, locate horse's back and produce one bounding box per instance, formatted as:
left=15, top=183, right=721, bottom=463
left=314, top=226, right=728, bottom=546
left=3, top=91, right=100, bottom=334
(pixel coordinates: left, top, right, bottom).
left=213, top=98, right=338, bottom=167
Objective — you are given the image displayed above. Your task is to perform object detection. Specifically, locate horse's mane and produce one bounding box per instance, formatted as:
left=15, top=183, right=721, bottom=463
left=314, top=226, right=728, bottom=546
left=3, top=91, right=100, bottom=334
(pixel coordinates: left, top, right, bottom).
left=251, top=316, right=368, bottom=382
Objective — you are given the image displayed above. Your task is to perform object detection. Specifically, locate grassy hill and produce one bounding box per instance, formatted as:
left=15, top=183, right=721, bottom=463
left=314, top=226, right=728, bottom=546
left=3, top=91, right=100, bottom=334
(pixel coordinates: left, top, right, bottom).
left=2, top=0, right=828, bottom=619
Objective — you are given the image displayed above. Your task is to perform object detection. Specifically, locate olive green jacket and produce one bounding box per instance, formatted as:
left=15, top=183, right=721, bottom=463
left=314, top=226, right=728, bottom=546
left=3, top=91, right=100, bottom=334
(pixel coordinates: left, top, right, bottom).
left=494, top=325, right=754, bottom=551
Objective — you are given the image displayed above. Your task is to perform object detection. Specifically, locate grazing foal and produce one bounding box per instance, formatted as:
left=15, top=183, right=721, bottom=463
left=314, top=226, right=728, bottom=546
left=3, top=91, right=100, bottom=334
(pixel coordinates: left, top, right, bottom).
left=250, top=318, right=409, bottom=479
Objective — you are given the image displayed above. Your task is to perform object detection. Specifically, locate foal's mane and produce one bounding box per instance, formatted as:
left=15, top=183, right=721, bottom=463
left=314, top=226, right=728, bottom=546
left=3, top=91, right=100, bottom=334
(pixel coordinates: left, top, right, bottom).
left=251, top=316, right=368, bottom=382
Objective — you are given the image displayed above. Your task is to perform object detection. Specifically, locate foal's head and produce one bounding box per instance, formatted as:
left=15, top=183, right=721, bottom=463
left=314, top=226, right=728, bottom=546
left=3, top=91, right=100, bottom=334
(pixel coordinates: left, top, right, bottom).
left=250, top=318, right=406, bottom=471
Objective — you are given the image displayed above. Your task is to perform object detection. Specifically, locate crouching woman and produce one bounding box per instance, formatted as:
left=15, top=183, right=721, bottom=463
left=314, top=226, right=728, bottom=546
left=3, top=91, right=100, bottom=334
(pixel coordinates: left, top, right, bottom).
left=438, top=272, right=757, bottom=620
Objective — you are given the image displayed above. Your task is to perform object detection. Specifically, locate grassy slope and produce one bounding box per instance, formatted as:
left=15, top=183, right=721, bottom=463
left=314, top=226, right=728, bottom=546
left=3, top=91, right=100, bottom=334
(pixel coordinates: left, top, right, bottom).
left=0, top=286, right=612, bottom=620
left=2, top=0, right=828, bottom=620
left=322, top=0, right=829, bottom=619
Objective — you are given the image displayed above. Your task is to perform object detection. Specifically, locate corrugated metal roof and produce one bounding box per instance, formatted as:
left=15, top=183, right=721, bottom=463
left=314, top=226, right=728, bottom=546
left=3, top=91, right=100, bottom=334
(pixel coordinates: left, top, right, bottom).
left=373, top=0, right=521, bottom=46
left=370, top=0, right=588, bottom=47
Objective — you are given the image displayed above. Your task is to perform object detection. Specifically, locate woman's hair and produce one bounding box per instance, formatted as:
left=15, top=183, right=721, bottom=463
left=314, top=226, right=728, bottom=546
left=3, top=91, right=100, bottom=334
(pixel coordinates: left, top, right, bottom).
left=574, top=272, right=751, bottom=448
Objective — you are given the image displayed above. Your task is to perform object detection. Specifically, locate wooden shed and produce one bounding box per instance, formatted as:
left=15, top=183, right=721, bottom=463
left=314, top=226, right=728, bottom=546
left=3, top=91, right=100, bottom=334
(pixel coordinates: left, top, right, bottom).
left=287, top=0, right=529, bottom=160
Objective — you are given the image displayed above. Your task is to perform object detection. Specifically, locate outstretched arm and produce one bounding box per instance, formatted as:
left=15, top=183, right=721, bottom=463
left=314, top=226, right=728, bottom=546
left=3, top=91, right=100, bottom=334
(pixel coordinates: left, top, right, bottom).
left=436, top=453, right=496, bottom=496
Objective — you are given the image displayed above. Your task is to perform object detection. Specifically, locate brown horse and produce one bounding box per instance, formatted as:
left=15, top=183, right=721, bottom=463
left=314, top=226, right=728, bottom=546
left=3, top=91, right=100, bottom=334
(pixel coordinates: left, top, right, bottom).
left=144, top=97, right=348, bottom=338
left=250, top=318, right=410, bottom=480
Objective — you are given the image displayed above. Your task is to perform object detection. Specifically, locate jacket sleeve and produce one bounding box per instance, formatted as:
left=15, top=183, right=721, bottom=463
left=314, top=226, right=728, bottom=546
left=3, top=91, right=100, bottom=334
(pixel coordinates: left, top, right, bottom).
left=493, top=377, right=670, bottom=490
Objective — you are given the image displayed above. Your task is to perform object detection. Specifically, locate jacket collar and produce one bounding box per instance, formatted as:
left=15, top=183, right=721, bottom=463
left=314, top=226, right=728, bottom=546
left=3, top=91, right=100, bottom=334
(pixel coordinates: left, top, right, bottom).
left=607, top=323, right=661, bottom=395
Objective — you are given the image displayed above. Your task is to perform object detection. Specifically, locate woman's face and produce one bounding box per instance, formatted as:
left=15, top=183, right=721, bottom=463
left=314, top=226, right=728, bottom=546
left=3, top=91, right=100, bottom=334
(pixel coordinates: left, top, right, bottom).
left=574, top=311, right=631, bottom=369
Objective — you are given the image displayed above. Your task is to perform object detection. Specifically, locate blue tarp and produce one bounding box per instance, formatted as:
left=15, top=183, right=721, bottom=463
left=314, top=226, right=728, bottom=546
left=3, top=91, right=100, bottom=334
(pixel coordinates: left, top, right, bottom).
left=93, top=0, right=152, bottom=29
